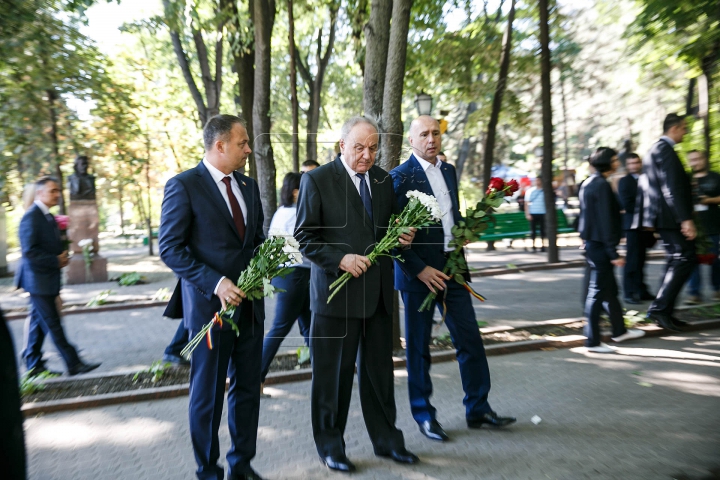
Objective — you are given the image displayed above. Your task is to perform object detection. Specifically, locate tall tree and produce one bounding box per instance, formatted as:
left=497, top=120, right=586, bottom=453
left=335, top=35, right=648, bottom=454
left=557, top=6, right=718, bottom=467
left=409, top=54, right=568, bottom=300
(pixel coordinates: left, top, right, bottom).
left=287, top=0, right=300, bottom=171
left=253, top=0, right=277, bottom=230
left=162, top=0, right=227, bottom=127
left=295, top=1, right=339, bottom=162
left=482, top=0, right=516, bottom=190
left=539, top=0, right=558, bottom=263
left=363, top=0, right=392, bottom=120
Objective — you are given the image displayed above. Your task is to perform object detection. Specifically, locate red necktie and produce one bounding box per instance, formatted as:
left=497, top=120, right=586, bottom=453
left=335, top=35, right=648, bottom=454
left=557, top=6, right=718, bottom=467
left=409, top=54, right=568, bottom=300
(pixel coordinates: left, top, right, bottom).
left=221, top=176, right=246, bottom=241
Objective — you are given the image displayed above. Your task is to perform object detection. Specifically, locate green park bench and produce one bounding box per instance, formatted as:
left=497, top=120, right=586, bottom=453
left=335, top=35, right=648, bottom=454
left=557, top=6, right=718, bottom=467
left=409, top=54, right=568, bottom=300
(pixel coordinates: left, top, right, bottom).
left=480, top=209, right=575, bottom=250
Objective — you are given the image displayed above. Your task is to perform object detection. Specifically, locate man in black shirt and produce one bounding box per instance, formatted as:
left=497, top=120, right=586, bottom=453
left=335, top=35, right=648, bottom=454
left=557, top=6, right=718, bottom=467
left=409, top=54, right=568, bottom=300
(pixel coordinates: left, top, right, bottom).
left=686, top=150, right=720, bottom=304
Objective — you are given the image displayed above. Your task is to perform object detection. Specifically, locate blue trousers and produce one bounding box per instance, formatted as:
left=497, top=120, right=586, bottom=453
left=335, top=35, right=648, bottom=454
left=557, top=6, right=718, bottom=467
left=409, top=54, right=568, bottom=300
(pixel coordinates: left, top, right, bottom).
left=24, top=295, right=80, bottom=371
left=189, top=317, right=263, bottom=480
left=688, top=234, right=720, bottom=296
left=583, top=241, right=627, bottom=347
left=401, top=283, right=492, bottom=424
left=260, top=267, right=311, bottom=382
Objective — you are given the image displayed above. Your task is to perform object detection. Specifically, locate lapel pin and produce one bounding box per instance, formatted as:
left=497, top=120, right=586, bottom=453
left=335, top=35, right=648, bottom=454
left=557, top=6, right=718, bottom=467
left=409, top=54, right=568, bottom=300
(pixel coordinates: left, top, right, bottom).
left=242, top=181, right=247, bottom=186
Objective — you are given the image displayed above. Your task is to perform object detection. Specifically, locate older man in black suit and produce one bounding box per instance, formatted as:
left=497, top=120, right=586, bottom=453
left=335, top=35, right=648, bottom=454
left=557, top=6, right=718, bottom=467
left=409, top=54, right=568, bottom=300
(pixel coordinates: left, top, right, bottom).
left=618, top=153, right=653, bottom=304
left=633, top=113, right=696, bottom=331
left=295, top=116, right=418, bottom=473
left=16, top=177, right=100, bottom=377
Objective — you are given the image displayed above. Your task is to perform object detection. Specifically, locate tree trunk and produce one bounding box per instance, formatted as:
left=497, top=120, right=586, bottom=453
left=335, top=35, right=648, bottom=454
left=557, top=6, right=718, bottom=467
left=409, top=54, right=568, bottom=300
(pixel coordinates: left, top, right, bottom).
left=560, top=73, right=571, bottom=198
left=363, top=0, right=392, bottom=120
left=482, top=0, right=515, bottom=190
left=700, top=55, right=714, bottom=156
left=118, top=182, right=125, bottom=236
left=288, top=0, right=299, bottom=171
left=47, top=89, right=65, bottom=215
left=145, top=136, right=154, bottom=256
left=539, top=0, right=558, bottom=263
left=229, top=0, right=256, bottom=179
left=252, top=0, right=277, bottom=232
left=379, top=0, right=413, bottom=174
left=455, top=102, right=478, bottom=181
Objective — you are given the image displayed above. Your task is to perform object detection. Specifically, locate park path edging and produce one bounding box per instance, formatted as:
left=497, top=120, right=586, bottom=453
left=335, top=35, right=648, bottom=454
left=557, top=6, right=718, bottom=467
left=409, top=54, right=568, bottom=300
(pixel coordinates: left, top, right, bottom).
left=21, top=318, right=720, bottom=417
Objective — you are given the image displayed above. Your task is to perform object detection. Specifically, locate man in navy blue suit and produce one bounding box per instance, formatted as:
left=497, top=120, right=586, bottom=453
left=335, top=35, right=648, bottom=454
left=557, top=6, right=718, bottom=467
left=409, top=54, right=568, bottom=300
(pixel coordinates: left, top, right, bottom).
left=391, top=116, right=515, bottom=442
left=16, top=176, right=100, bottom=377
left=159, top=115, right=265, bottom=480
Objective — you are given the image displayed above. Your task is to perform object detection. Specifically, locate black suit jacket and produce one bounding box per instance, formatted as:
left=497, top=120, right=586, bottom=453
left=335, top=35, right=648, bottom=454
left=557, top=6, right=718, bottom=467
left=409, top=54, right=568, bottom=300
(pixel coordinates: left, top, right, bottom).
left=579, top=173, right=622, bottom=260
left=294, top=155, right=398, bottom=318
left=633, top=138, right=693, bottom=230
left=14, top=204, right=63, bottom=296
left=617, top=173, right=638, bottom=231
left=159, top=161, right=265, bottom=331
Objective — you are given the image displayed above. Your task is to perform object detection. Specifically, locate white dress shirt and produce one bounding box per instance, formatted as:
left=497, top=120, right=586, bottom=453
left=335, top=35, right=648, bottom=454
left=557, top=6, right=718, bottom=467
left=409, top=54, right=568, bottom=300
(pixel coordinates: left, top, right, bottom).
left=203, top=158, right=248, bottom=295
left=34, top=199, right=51, bottom=216
left=203, top=158, right=248, bottom=223
left=659, top=135, right=676, bottom=147
left=340, top=154, right=372, bottom=198
left=416, top=156, right=454, bottom=251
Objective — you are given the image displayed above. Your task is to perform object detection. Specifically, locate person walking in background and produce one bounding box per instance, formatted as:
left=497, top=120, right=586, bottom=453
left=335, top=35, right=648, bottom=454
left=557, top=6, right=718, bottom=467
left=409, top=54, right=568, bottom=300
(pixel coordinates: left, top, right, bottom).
left=15, top=177, right=101, bottom=377
left=391, top=116, right=515, bottom=443
left=579, top=148, right=645, bottom=353
left=259, top=172, right=314, bottom=392
left=159, top=114, right=266, bottom=480
left=634, top=113, right=696, bottom=332
left=525, top=176, right=547, bottom=252
left=686, top=149, right=720, bottom=304
left=618, top=153, right=654, bottom=304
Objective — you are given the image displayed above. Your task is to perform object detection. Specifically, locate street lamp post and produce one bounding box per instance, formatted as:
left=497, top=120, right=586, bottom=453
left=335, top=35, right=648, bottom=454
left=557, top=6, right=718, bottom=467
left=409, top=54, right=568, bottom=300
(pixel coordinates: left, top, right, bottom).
left=414, top=91, right=433, bottom=116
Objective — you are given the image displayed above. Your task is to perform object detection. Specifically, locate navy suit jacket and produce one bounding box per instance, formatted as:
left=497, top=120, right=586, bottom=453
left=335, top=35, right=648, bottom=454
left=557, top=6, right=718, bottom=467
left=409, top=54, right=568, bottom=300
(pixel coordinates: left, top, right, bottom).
left=390, top=155, right=464, bottom=293
left=15, top=204, right=62, bottom=296
left=633, top=138, right=693, bottom=230
left=159, top=161, right=265, bottom=331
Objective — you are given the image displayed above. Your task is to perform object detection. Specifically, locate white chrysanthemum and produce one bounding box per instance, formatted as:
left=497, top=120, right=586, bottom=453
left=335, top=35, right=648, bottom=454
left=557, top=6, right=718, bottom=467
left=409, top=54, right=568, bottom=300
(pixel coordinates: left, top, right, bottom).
left=78, top=238, right=93, bottom=248
left=281, top=236, right=303, bottom=264
left=407, top=190, right=442, bottom=222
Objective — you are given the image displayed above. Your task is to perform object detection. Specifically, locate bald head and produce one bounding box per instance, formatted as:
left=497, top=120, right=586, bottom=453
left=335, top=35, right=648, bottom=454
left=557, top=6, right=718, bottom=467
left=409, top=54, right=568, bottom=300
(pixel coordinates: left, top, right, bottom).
left=408, top=116, right=442, bottom=162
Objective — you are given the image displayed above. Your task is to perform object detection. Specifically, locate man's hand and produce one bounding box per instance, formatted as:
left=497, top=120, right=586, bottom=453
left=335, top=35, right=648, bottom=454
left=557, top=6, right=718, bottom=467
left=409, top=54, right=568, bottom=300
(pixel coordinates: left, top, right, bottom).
left=57, top=251, right=69, bottom=268
left=339, top=254, right=372, bottom=278
left=217, top=278, right=246, bottom=311
left=525, top=213, right=532, bottom=221
left=398, top=226, right=417, bottom=246
left=681, top=219, right=697, bottom=240
left=417, top=266, right=450, bottom=294
left=611, top=257, right=626, bottom=267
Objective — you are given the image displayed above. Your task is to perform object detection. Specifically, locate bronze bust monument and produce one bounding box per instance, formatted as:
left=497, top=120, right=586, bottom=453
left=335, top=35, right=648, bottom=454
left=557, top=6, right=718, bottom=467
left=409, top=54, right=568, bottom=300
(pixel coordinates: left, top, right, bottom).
left=69, top=155, right=96, bottom=201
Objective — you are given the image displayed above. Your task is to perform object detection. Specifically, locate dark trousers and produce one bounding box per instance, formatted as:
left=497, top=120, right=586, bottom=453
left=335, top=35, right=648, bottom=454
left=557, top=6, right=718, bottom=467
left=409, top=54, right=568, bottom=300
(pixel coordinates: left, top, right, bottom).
left=310, top=299, right=405, bottom=458
left=688, top=233, right=720, bottom=296
left=260, top=268, right=311, bottom=382
left=188, top=317, right=263, bottom=480
left=530, top=213, right=546, bottom=248
left=1, top=311, right=26, bottom=480
left=24, top=294, right=80, bottom=371
left=584, top=241, right=627, bottom=347
left=165, top=321, right=189, bottom=357
left=401, top=283, right=492, bottom=423
left=650, top=229, right=697, bottom=316
left=623, top=229, right=649, bottom=298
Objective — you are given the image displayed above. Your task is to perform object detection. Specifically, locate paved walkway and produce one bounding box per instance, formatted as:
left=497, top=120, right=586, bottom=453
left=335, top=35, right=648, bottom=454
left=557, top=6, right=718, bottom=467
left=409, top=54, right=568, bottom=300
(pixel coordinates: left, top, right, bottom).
left=23, top=331, right=720, bottom=479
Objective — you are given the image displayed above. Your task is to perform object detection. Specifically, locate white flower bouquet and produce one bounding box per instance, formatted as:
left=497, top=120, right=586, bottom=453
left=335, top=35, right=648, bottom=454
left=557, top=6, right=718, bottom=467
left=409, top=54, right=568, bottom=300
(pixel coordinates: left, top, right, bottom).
left=181, top=235, right=303, bottom=358
left=327, top=190, right=442, bottom=303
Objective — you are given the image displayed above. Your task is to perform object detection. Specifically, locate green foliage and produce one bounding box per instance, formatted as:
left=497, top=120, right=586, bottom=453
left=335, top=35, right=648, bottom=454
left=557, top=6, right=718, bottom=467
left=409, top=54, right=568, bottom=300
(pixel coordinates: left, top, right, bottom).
left=118, top=272, right=145, bottom=286
left=133, top=360, right=172, bottom=383
left=86, top=289, right=114, bottom=307
left=297, top=346, right=311, bottom=365
left=20, top=368, right=59, bottom=398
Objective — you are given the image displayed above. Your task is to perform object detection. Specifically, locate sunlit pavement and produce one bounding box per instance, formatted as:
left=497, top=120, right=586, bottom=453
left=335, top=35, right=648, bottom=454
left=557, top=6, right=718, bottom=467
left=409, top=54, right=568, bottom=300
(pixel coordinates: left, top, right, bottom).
left=24, top=331, right=720, bottom=479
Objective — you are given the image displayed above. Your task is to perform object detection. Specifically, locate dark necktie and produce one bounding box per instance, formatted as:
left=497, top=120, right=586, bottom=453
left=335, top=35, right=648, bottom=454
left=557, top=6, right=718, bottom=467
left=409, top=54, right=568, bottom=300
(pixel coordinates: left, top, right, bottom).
left=221, top=176, right=246, bottom=241
left=45, top=214, right=60, bottom=240
left=356, top=173, right=373, bottom=223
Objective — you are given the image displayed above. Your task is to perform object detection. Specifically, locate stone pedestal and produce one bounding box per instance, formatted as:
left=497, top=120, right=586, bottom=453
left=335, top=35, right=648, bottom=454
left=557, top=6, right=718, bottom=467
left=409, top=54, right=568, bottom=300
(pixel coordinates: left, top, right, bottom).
left=0, top=205, right=7, bottom=276
left=66, top=200, right=108, bottom=284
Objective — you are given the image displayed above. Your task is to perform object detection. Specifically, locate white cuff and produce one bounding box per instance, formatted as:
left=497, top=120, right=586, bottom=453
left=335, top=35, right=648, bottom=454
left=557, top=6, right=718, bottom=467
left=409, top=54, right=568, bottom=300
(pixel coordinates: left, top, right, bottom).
left=213, top=276, right=226, bottom=295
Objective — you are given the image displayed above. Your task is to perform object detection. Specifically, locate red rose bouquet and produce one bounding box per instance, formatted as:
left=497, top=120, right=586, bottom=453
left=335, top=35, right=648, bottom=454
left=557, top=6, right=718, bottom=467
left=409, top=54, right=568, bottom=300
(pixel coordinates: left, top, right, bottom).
left=419, top=177, right=518, bottom=313
left=55, top=215, right=70, bottom=251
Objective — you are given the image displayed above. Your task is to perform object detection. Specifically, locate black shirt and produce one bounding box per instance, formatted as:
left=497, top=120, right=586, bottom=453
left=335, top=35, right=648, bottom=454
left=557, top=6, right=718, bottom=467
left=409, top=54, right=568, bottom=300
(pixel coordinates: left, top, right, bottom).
left=693, top=172, right=720, bottom=235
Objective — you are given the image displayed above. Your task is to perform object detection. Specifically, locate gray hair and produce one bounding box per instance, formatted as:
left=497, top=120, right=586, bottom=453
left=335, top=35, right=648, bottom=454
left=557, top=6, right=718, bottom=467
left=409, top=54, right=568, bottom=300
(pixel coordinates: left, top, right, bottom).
left=339, top=115, right=379, bottom=141
left=203, top=114, right=246, bottom=151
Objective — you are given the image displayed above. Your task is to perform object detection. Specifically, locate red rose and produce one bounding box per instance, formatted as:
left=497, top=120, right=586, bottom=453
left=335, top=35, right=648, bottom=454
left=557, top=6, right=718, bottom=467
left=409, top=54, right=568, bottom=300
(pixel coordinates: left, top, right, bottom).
left=505, top=179, right=519, bottom=196
left=55, top=215, right=69, bottom=230
left=488, top=177, right=505, bottom=191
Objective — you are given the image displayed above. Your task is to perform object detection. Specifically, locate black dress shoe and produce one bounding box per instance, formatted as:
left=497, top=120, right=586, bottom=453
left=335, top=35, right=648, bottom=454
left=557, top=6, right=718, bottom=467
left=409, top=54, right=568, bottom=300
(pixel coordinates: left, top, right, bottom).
left=623, top=296, right=641, bottom=305
left=68, top=361, right=101, bottom=376
left=375, top=448, right=419, bottom=464
left=162, top=353, right=190, bottom=366
left=321, top=454, right=356, bottom=472
left=467, top=411, right=517, bottom=429
left=646, top=312, right=680, bottom=332
left=228, top=468, right=263, bottom=480
left=419, top=419, right=449, bottom=441
left=670, top=316, right=690, bottom=328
